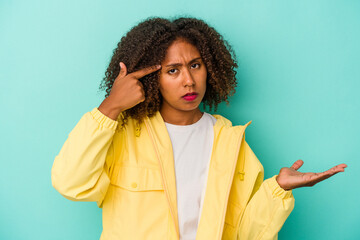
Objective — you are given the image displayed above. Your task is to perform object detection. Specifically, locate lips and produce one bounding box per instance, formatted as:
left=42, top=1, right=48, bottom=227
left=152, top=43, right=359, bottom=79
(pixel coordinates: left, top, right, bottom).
left=182, top=92, right=198, bottom=101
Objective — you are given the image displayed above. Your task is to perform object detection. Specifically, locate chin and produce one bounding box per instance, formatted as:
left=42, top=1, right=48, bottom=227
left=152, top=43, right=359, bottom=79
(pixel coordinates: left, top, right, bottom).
left=180, top=105, right=201, bottom=112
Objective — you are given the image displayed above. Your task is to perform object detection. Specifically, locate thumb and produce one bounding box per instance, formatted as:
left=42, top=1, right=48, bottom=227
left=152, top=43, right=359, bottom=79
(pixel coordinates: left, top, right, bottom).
left=290, top=159, right=304, bottom=171
left=119, top=62, right=127, bottom=78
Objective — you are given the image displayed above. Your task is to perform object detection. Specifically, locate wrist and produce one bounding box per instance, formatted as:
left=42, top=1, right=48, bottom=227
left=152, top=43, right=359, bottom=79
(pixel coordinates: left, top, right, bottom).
left=267, top=176, right=293, bottom=199
left=98, top=97, right=123, bottom=120
left=276, top=175, right=292, bottom=191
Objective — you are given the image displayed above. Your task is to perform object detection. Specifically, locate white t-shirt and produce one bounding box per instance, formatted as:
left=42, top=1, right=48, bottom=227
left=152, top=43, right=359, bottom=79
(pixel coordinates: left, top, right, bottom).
left=165, top=112, right=217, bottom=240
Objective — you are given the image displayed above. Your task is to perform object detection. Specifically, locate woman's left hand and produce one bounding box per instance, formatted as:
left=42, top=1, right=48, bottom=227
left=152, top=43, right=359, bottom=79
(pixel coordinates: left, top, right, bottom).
left=276, top=160, right=347, bottom=191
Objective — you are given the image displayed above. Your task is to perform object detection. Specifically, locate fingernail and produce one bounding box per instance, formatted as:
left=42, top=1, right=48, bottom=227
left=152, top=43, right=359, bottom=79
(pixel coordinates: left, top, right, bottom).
left=156, top=65, right=162, bottom=68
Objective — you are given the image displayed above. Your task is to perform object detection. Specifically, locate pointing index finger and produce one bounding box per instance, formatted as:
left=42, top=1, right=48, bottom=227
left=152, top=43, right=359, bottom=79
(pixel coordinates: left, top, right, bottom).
left=131, top=65, right=162, bottom=79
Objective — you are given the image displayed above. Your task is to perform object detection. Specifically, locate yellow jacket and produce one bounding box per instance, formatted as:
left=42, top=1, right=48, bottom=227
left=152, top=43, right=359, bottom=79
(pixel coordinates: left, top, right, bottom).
left=51, top=108, right=294, bottom=240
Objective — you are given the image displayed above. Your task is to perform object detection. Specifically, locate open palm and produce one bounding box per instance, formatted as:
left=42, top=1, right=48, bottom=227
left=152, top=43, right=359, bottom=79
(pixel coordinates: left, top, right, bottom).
left=276, top=160, right=347, bottom=191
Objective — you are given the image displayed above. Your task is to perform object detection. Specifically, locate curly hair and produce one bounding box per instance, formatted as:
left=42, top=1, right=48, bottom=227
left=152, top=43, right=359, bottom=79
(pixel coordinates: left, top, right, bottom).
left=99, top=16, right=238, bottom=123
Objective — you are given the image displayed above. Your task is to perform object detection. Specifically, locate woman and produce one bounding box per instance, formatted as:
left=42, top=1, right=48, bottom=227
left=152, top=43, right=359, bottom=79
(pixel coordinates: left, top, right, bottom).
left=51, top=17, right=347, bottom=240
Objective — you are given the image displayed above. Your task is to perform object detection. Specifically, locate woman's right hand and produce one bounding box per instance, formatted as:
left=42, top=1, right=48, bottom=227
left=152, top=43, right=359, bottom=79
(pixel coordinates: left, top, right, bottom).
left=98, top=62, right=161, bottom=120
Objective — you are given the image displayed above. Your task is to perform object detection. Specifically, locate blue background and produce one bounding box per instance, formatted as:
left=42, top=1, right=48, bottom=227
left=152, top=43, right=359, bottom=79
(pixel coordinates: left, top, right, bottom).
left=1, top=0, right=359, bottom=239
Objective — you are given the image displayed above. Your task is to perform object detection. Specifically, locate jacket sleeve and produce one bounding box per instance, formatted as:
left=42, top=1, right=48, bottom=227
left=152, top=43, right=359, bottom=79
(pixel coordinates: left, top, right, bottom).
left=237, top=141, right=295, bottom=240
left=51, top=107, right=118, bottom=207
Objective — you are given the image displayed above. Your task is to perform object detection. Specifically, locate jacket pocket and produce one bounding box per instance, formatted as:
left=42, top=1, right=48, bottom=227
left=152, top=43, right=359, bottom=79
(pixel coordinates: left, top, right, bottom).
left=104, top=165, right=168, bottom=239
left=110, top=165, right=164, bottom=191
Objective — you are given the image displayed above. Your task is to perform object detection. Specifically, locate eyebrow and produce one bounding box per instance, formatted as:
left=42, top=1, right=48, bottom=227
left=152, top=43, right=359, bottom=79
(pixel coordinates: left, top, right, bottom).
left=165, top=57, right=202, bottom=68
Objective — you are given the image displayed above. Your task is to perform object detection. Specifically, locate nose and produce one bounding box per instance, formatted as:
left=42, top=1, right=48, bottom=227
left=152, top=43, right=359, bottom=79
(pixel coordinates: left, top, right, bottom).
left=182, top=69, right=195, bottom=87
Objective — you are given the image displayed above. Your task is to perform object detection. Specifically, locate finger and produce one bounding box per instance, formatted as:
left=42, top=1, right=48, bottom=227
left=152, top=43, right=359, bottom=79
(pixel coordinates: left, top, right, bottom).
left=137, top=80, right=144, bottom=89
left=290, top=159, right=304, bottom=171
left=137, top=91, right=145, bottom=104
left=139, top=94, right=145, bottom=103
left=308, top=164, right=347, bottom=184
left=119, top=62, right=127, bottom=78
left=325, top=164, right=347, bottom=174
left=137, top=81, right=145, bottom=103
left=303, top=172, right=331, bottom=187
left=337, top=163, right=348, bottom=169
left=131, top=65, right=161, bottom=79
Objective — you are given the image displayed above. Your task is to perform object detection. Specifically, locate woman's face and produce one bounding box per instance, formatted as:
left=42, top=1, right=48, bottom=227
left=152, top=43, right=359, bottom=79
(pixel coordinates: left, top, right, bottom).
left=159, top=38, right=207, bottom=119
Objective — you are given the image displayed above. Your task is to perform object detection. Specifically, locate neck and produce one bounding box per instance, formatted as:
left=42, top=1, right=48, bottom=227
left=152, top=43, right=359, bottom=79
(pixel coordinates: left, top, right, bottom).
left=160, top=106, right=203, bottom=125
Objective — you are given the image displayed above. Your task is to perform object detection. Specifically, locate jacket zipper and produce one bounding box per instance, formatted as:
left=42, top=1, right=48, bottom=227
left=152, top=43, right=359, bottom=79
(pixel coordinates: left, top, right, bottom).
left=144, top=119, right=180, bottom=240
left=217, top=130, right=245, bottom=239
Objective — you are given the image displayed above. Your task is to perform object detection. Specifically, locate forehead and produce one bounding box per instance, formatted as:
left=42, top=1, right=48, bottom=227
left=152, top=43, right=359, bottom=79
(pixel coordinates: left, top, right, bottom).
left=162, top=39, right=201, bottom=63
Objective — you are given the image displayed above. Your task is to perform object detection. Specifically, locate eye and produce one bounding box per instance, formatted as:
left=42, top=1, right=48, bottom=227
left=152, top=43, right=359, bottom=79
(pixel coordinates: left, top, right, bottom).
left=191, top=63, right=200, bottom=69
left=168, top=68, right=178, bottom=74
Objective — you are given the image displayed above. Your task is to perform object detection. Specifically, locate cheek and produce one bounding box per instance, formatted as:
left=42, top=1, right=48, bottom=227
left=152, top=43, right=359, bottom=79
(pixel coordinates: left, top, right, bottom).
left=158, top=78, right=174, bottom=98
left=158, top=75, right=167, bottom=92
left=159, top=74, right=178, bottom=89
left=199, top=70, right=207, bottom=88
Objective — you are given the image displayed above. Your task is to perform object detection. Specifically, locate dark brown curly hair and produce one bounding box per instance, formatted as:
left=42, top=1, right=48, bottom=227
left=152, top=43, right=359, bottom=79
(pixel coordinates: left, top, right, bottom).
left=99, top=16, right=238, bottom=122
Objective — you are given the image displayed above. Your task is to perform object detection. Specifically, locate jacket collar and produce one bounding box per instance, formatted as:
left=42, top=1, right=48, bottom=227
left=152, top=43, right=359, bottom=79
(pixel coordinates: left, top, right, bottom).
left=144, top=111, right=251, bottom=240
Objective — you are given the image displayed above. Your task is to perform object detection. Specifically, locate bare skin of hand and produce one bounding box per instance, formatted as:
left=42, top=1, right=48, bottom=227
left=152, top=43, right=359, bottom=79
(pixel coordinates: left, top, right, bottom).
left=276, top=160, right=347, bottom=191
left=98, top=62, right=161, bottom=120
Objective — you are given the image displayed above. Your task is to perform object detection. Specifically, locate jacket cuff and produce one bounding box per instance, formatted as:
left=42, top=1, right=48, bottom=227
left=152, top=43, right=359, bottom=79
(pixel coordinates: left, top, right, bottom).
left=266, top=175, right=293, bottom=199
left=90, top=107, right=118, bottom=131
